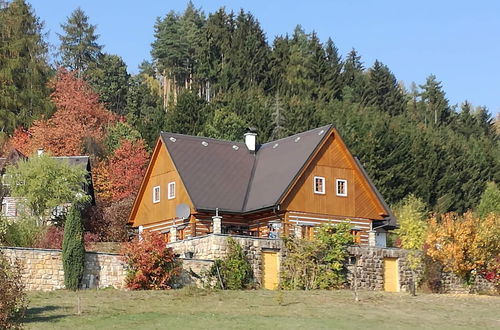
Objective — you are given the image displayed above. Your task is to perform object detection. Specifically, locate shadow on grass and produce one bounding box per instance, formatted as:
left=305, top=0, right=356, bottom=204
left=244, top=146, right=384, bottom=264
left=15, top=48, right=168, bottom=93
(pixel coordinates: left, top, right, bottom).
left=25, top=305, right=68, bottom=323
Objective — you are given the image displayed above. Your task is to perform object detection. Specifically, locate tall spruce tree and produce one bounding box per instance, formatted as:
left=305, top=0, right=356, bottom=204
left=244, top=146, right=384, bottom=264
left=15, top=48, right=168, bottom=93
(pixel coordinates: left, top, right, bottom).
left=125, top=74, right=165, bottom=148
left=321, top=38, right=343, bottom=101
left=419, top=75, right=451, bottom=127
left=364, top=60, right=406, bottom=115
left=85, top=53, right=130, bottom=114
left=62, top=205, right=85, bottom=291
left=58, top=7, right=102, bottom=75
left=0, top=0, right=53, bottom=134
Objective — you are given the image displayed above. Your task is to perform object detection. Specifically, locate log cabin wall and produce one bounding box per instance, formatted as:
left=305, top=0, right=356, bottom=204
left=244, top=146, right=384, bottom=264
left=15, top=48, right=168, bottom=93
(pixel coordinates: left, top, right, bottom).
left=193, top=211, right=284, bottom=238
left=284, top=211, right=372, bottom=245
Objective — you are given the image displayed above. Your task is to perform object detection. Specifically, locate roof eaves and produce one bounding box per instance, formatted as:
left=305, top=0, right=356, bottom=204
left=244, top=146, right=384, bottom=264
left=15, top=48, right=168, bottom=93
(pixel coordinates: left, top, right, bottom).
left=159, top=133, right=199, bottom=212
left=353, top=156, right=398, bottom=228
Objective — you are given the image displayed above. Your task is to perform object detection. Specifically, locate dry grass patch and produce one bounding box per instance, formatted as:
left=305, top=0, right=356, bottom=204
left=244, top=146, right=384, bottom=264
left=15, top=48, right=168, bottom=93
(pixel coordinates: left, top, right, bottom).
left=25, top=289, right=500, bottom=329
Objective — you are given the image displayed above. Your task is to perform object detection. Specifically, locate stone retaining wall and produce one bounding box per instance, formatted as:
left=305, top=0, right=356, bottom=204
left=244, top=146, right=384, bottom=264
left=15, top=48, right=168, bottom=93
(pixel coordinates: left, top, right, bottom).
left=168, top=234, right=282, bottom=285
left=346, top=246, right=420, bottom=292
left=2, top=239, right=495, bottom=294
left=169, top=235, right=496, bottom=293
left=0, top=247, right=126, bottom=291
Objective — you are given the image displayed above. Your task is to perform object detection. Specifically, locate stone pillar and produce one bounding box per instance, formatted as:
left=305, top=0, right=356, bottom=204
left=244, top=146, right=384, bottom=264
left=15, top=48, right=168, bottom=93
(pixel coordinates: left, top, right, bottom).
left=294, top=225, right=302, bottom=239
left=368, top=230, right=376, bottom=247
left=171, top=226, right=177, bottom=242
left=212, top=216, right=222, bottom=234
left=138, top=225, right=144, bottom=240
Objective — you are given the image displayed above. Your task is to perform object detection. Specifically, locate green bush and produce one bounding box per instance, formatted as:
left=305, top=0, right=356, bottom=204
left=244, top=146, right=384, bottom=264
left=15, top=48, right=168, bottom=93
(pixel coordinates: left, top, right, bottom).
left=62, top=206, right=85, bottom=291
left=0, top=251, right=27, bottom=329
left=210, top=237, right=253, bottom=290
left=0, top=215, right=44, bottom=247
left=280, top=222, right=352, bottom=290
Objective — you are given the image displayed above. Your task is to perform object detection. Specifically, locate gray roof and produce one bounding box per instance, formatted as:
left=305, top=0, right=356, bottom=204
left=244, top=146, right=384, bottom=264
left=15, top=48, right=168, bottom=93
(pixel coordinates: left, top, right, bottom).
left=53, top=156, right=90, bottom=169
left=160, top=125, right=332, bottom=213
left=161, top=134, right=254, bottom=212
left=159, top=125, right=396, bottom=226
left=244, top=126, right=331, bottom=211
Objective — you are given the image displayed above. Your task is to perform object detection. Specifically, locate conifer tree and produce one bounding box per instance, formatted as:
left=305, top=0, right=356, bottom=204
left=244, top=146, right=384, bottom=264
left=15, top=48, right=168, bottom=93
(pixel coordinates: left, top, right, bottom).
left=321, top=38, right=343, bottom=101
left=0, top=0, right=53, bottom=134
left=62, top=205, right=85, bottom=291
left=419, top=75, right=451, bottom=127
left=58, top=7, right=102, bottom=74
left=85, top=54, right=130, bottom=114
left=364, top=60, right=406, bottom=115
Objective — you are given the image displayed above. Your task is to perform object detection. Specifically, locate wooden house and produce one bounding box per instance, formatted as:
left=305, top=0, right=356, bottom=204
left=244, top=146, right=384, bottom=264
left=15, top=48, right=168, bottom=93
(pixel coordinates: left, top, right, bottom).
left=129, top=125, right=397, bottom=246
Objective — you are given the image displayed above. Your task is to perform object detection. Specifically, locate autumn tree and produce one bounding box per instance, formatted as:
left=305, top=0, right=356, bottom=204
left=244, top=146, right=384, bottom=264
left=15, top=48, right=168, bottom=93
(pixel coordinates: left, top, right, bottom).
left=426, top=211, right=500, bottom=286
left=394, top=195, right=427, bottom=295
left=24, top=69, right=117, bottom=156
left=108, top=139, right=149, bottom=202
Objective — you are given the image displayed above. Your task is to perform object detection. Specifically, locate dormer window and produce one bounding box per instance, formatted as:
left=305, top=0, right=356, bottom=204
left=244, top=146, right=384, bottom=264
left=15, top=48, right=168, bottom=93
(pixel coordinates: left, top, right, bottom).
left=336, top=179, right=347, bottom=197
left=153, top=186, right=160, bottom=203
left=168, top=181, right=176, bottom=200
left=313, top=176, right=325, bottom=194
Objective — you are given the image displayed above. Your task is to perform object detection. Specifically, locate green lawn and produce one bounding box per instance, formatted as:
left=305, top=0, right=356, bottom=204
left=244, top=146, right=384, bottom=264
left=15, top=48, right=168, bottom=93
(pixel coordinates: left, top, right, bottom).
left=25, top=289, right=499, bottom=329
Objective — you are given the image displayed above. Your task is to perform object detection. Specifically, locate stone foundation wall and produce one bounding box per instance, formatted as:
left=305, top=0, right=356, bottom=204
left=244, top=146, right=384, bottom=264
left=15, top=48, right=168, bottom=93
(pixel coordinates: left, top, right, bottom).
left=346, top=246, right=495, bottom=293
left=169, top=236, right=496, bottom=293
left=346, top=246, right=420, bottom=292
left=1, top=247, right=126, bottom=291
left=168, top=234, right=281, bottom=285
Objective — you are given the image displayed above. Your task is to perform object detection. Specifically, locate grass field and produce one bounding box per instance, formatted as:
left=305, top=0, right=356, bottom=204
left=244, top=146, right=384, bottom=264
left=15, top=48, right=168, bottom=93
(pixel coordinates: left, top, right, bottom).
left=25, top=288, right=499, bottom=329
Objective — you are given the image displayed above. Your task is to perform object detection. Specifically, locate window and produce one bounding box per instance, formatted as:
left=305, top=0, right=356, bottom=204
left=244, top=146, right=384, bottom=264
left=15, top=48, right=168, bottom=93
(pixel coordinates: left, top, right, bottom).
left=313, top=176, right=325, bottom=194
left=168, top=181, right=176, bottom=199
left=153, top=186, right=160, bottom=203
left=336, top=179, right=347, bottom=196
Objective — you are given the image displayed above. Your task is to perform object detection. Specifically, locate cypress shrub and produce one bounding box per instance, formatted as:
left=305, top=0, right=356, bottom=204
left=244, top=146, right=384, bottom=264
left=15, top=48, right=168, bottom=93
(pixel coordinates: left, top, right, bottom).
left=62, top=206, right=85, bottom=290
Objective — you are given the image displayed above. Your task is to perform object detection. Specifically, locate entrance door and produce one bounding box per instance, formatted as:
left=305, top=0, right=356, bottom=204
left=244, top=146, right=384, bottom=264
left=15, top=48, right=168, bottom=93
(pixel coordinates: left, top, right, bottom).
left=384, top=257, right=399, bottom=292
left=262, top=251, right=279, bottom=290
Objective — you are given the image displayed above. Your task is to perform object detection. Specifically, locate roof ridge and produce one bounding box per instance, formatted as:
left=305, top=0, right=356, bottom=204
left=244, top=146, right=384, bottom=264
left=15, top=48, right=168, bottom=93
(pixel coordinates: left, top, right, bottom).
left=161, top=131, right=245, bottom=145
left=241, top=154, right=258, bottom=211
left=261, top=124, right=333, bottom=147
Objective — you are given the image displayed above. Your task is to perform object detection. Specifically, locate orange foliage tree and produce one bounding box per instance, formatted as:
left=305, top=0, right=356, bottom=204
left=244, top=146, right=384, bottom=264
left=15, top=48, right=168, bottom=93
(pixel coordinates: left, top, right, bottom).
left=426, top=211, right=500, bottom=284
left=19, top=69, right=117, bottom=156
left=108, top=139, right=149, bottom=202
left=91, top=159, right=113, bottom=205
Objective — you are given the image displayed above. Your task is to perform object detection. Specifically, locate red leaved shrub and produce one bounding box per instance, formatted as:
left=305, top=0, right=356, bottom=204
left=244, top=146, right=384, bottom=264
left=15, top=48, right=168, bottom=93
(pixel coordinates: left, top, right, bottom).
left=35, top=226, right=99, bottom=250
left=84, top=198, right=133, bottom=242
left=121, top=231, right=181, bottom=290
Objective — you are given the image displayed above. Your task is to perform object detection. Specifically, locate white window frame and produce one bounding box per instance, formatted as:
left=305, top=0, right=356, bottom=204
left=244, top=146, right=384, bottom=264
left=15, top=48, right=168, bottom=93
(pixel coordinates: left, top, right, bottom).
left=153, top=186, right=160, bottom=203
left=168, top=181, right=176, bottom=200
left=313, top=176, right=326, bottom=195
left=336, top=179, right=348, bottom=197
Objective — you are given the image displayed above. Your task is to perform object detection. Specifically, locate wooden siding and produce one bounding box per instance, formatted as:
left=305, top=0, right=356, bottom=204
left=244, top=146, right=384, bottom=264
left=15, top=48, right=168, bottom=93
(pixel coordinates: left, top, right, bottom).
left=282, top=131, right=385, bottom=221
left=130, top=139, right=194, bottom=227
left=286, top=211, right=372, bottom=245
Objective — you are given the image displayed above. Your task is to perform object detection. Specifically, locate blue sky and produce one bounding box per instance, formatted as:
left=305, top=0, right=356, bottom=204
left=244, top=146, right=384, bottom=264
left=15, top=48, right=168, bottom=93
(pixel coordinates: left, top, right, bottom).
left=29, top=0, right=500, bottom=115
